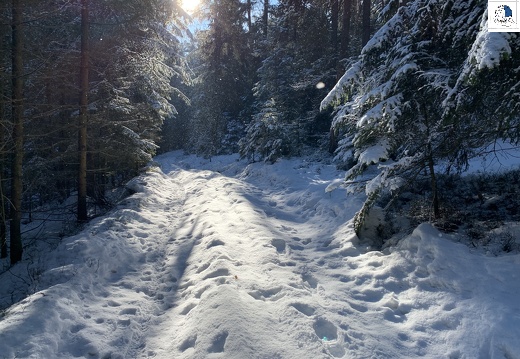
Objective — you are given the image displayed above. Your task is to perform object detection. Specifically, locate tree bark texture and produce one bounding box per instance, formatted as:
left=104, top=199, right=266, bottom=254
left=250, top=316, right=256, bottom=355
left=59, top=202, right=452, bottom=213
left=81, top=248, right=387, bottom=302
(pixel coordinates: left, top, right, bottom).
left=0, top=23, right=6, bottom=259
left=362, top=0, right=371, bottom=47
left=78, top=0, right=89, bottom=222
left=331, top=0, right=339, bottom=52
left=10, top=0, right=24, bottom=264
left=263, top=0, right=268, bottom=36
left=340, top=0, right=352, bottom=60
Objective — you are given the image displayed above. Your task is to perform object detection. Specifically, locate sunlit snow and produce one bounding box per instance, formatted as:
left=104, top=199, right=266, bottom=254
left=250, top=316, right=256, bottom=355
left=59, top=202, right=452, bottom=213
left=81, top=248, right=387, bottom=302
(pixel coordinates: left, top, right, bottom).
left=1, top=151, right=519, bottom=358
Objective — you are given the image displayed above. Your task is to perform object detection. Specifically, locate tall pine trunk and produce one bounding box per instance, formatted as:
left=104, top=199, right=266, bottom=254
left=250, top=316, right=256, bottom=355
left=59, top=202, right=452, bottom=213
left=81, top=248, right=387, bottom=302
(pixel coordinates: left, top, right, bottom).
left=10, top=0, right=24, bottom=264
left=263, top=0, right=269, bottom=36
left=78, top=0, right=89, bottom=222
left=0, top=104, right=5, bottom=260
left=362, top=0, right=371, bottom=46
left=0, top=23, right=6, bottom=260
left=427, top=150, right=440, bottom=220
left=422, top=104, right=440, bottom=220
left=247, top=0, right=252, bottom=32
left=331, top=0, right=338, bottom=52
left=340, top=0, right=352, bottom=60
left=0, top=127, right=6, bottom=260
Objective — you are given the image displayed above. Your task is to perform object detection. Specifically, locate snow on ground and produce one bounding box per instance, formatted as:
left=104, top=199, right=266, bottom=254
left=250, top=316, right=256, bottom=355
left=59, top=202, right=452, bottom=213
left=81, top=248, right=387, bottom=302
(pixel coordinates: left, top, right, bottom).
left=1, top=151, right=520, bottom=359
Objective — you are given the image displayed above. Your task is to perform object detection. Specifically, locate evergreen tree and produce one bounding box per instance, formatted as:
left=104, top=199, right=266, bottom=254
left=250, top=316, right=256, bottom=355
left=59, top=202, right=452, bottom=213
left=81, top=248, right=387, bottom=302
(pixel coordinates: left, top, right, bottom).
left=81, top=0, right=189, bottom=204
left=189, top=0, right=255, bottom=156
left=0, top=0, right=189, bottom=261
left=240, top=0, right=334, bottom=162
left=322, top=0, right=485, bottom=233
left=446, top=10, right=520, bottom=159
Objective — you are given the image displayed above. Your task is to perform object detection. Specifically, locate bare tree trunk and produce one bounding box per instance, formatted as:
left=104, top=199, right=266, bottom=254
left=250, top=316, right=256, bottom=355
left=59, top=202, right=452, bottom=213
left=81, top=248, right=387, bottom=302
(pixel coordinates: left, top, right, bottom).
left=247, top=0, right=252, bottom=32
left=10, top=0, right=24, bottom=264
left=0, top=160, right=6, bottom=259
left=361, top=0, right=371, bottom=47
left=0, top=22, right=6, bottom=260
left=340, top=0, right=352, bottom=60
left=78, top=0, right=89, bottom=222
left=422, top=104, right=440, bottom=220
left=427, top=151, right=440, bottom=219
left=331, top=0, right=339, bottom=52
left=263, top=0, right=269, bottom=36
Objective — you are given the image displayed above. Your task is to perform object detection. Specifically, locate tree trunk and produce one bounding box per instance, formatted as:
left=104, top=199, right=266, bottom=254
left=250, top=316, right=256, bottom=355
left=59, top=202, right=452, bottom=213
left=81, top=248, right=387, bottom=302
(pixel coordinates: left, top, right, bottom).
left=422, top=103, right=440, bottom=220
left=427, top=151, right=440, bottom=219
left=247, top=0, right=252, bottom=32
left=0, top=158, right=6, bottom=259
left=362, top=0, right=371, bottom=47
left=263, top=0, right=269, bottom=36
left=340, top=0, right=352, bottom=60
left=78, top=0, right=89, bottom=222
left=10, top=0, right=24, bottom=264
left=0, top=23, right=6, bottom=260
left=331, top=0, right=339, bottom=52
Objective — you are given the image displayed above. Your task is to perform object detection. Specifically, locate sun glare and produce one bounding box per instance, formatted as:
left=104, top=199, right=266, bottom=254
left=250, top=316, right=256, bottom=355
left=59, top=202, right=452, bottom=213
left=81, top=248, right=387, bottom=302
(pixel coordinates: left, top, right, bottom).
left=181, top=0, right=200, bottom=14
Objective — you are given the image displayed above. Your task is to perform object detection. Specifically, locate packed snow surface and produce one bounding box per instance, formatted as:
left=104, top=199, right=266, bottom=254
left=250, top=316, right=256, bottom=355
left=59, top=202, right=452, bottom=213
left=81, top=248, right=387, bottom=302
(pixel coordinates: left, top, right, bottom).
left=1, top=151, right=520, bottom=358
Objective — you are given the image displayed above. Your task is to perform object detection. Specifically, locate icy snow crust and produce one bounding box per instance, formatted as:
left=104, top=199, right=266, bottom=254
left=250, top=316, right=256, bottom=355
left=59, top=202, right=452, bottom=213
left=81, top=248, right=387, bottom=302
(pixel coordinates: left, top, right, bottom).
left=1, top=151, right=520, bottom=358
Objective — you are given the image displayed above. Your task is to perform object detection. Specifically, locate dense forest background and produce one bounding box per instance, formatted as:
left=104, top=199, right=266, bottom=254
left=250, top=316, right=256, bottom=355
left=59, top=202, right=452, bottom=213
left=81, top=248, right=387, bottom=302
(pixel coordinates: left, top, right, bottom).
left=1, top=0, right=519, bottom=265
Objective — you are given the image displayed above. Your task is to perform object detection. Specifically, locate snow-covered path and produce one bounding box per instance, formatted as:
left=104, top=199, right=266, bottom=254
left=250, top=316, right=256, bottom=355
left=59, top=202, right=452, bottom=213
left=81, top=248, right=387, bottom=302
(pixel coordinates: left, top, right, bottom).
left=1, top=151, right=520, bottom=359
left=147, top=155, right=363, bottom=359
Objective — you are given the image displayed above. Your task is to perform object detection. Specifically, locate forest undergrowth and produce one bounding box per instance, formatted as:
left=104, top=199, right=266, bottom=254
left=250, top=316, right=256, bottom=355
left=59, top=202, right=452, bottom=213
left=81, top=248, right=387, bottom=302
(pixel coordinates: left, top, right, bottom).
left=378, top=169, right=520, bottom=255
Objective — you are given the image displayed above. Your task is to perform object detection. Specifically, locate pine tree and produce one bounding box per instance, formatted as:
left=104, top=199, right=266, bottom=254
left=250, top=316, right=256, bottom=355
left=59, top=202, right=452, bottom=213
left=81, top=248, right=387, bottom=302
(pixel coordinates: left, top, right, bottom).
left=322, top=0, right=485, bottom=233
left=84, top=0, right=189, bottom=195
left=446, top=9, right=520, bottom=158
left=241, top=0, right=334, bottom=162
left=189, top=0, right=255, bottom=156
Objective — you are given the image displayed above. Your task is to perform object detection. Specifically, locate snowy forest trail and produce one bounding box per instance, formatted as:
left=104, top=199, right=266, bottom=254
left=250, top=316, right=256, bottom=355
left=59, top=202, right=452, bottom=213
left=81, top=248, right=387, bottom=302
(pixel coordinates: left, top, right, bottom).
left=1, top=151, right=520, bottom=359
left=146, top=155, right=363, bottom=359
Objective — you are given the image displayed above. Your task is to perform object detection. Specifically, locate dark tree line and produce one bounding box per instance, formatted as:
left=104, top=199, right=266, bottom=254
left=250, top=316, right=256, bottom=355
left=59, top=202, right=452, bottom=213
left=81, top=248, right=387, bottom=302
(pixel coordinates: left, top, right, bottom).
left=164, top=0, right=379, bottom=161
left=1, top=0, right=189, bottom=265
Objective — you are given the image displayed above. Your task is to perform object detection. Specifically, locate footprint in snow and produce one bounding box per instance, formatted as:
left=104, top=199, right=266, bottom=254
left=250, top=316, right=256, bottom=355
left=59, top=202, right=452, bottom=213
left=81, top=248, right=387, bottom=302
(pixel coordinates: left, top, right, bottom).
left=119, top=307, right=138, bottom=315
left=271, top=238, right=286, bottom=253
left=313, top=317, right=338, bottom=341
left=202, top=267, right=230, bottom=280
left=180, top=302, right=197, bottom=315
left=302, top=273, right=318, bottom=289
left=248, top=287, right=283, bottom=301
left=206, top=239, right=225, bottom=249
left=349, top=302, right=368, bottom=313
left=179, top=334, right=197, bottom=352
left=70, top=324, right=85, bottom=334
left=314, top=319, right=347, bottom=358
left=107, top=300, right=121, bottom=307
left=208, top=331, right=228, bottom=353
left=290, top=302, right=315, bottom=316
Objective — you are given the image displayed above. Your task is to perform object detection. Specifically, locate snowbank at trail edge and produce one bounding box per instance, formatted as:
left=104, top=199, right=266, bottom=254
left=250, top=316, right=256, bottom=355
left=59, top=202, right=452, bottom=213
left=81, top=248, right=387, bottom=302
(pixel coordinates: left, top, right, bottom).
left=0, top=150, right=519, bottom=359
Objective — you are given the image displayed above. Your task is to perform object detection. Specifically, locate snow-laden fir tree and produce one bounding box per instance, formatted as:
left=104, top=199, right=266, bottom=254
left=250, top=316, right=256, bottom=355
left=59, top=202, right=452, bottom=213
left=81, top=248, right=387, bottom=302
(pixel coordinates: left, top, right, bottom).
left=445, top=12, right=520, bottom=157
left=12, top=0, right=190, bottom=215
left=322, top=0, right=485, bottom=233
left=188, top=0, right=255, bottom=156
left=240, top=1, right=334, bottom=162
